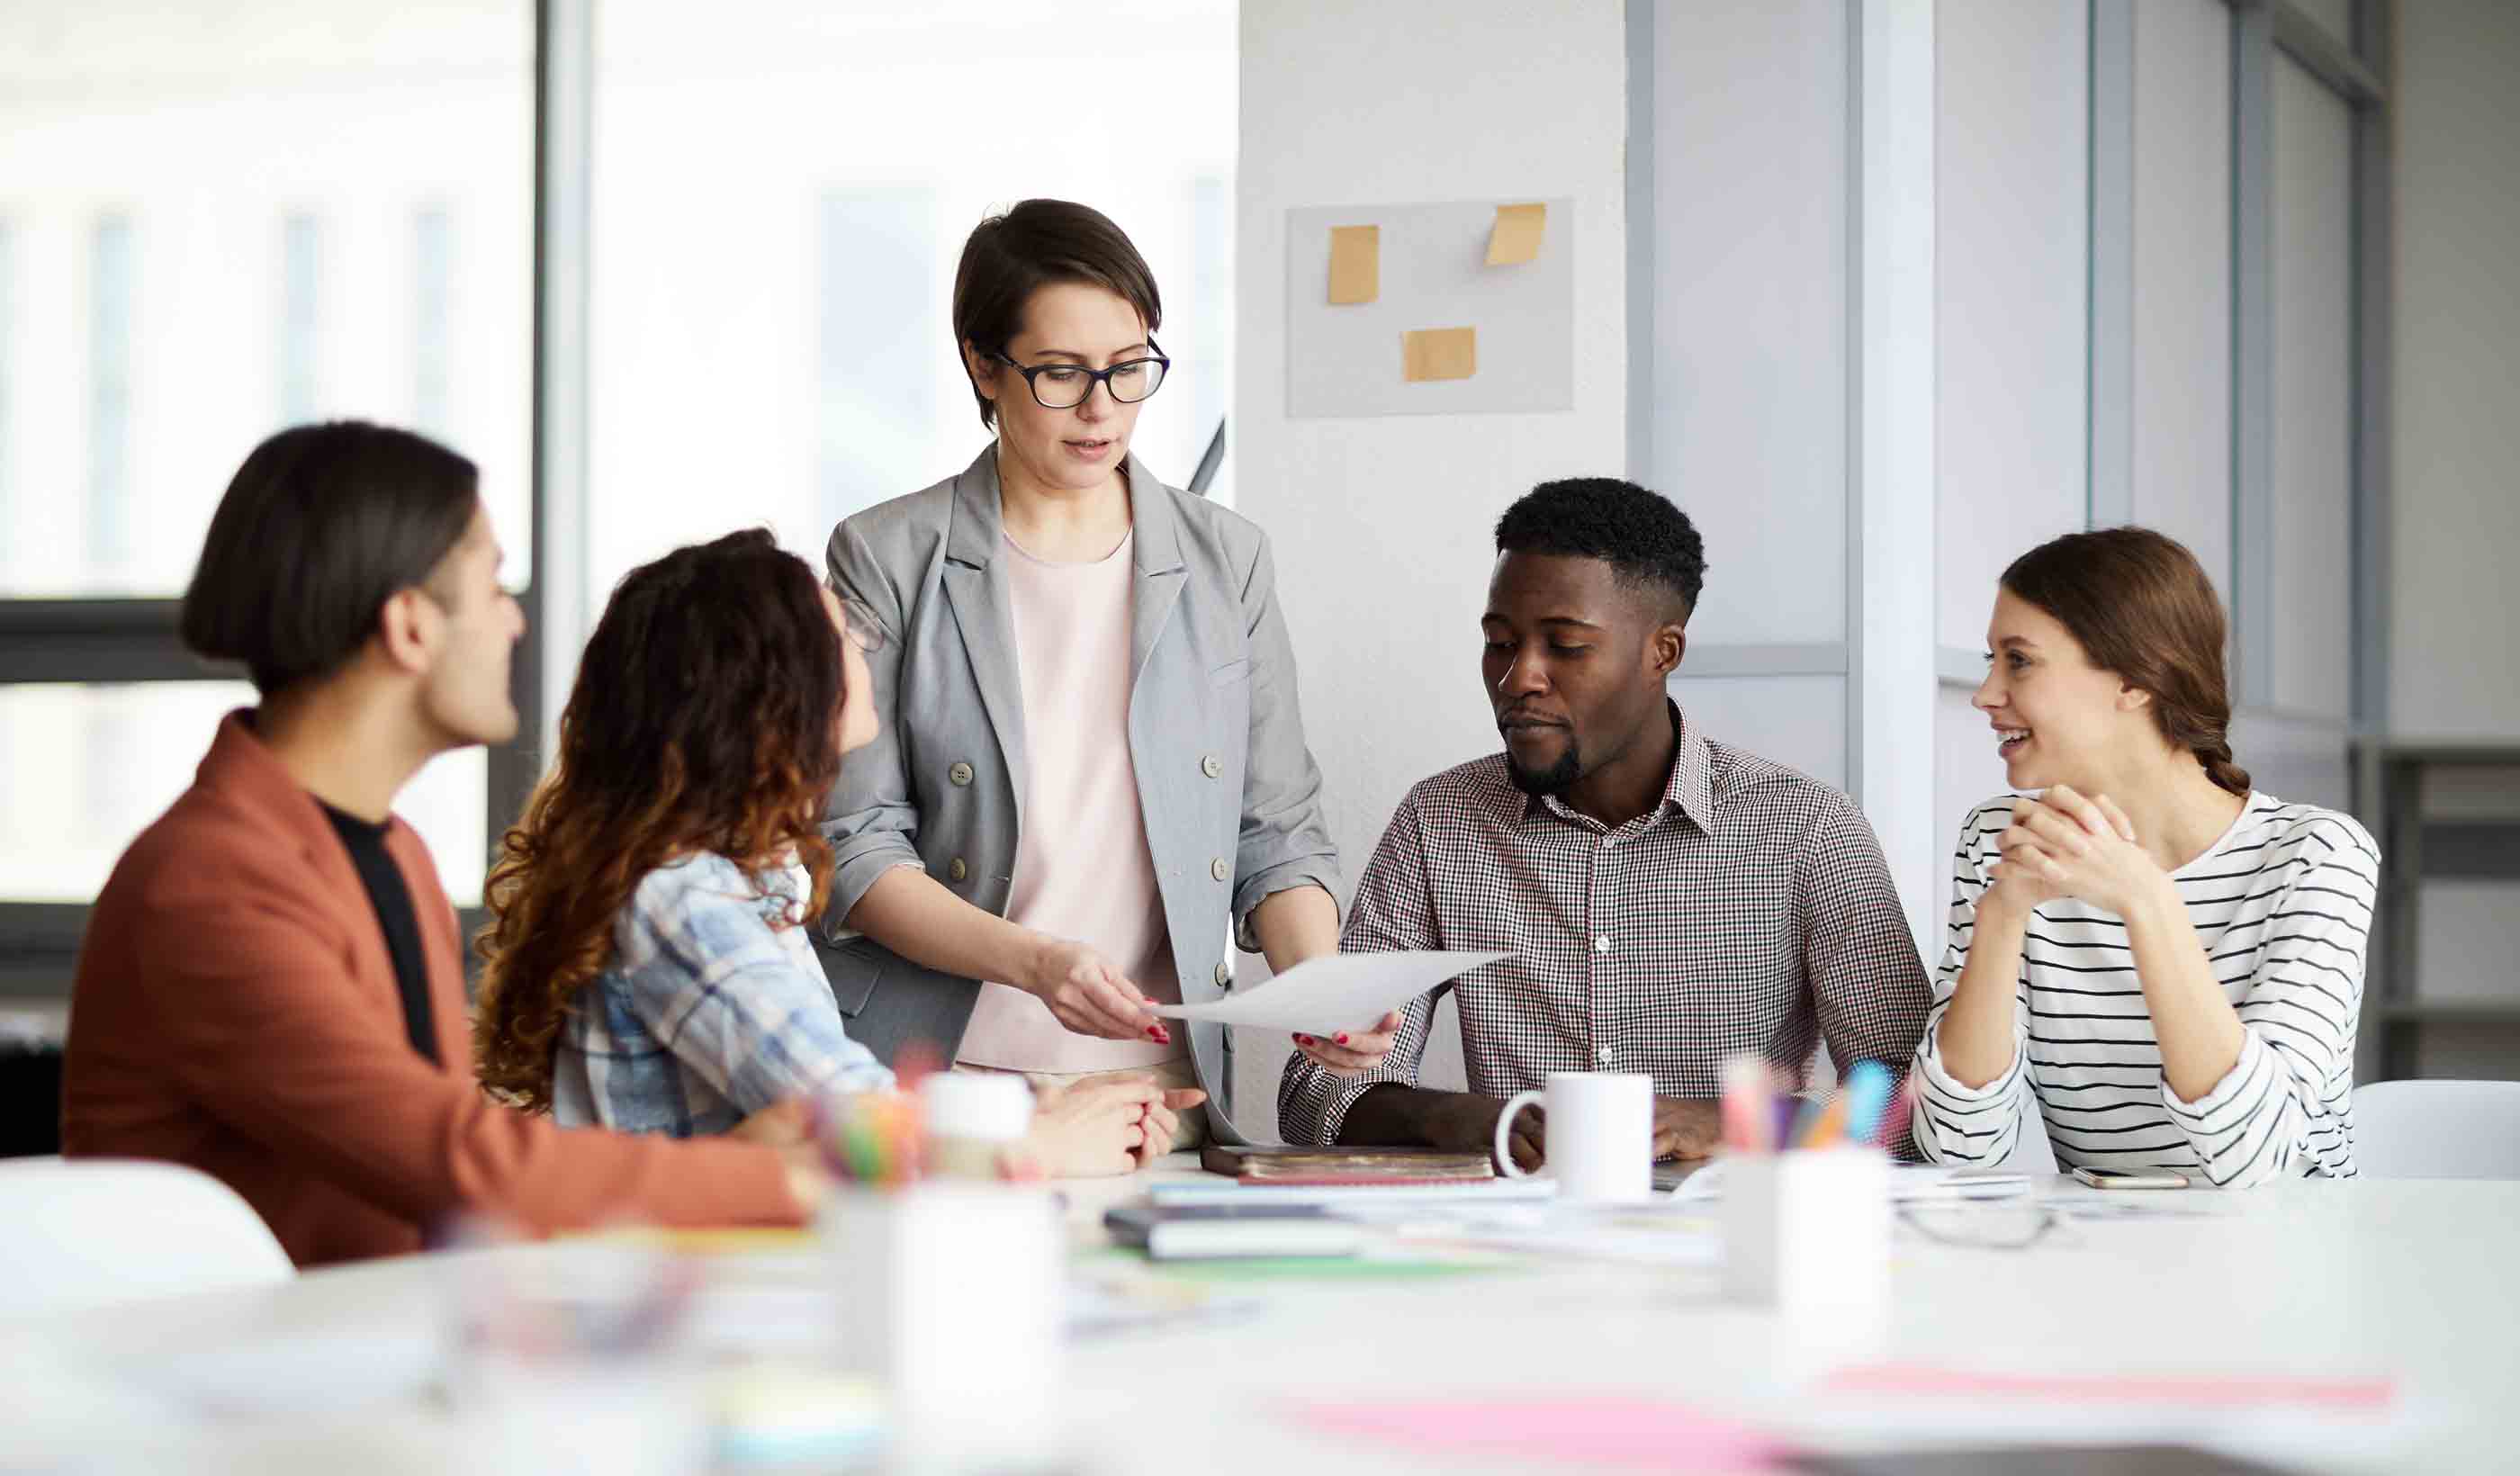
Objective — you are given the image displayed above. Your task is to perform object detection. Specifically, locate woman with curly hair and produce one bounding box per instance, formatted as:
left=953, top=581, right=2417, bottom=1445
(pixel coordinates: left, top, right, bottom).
left=473, top=529, right=1194, bottom=1174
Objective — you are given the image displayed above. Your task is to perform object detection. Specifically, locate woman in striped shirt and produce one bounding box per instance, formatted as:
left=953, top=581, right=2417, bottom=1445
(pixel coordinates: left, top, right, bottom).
left=1911, top=527, right=2376, bottom=1185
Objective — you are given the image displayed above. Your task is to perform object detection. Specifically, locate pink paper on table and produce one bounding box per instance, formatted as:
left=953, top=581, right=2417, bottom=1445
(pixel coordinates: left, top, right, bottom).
left=1823, top=1364, right=2397, bottom=1413
left=1295, top=1397, right=1793, bottom=1472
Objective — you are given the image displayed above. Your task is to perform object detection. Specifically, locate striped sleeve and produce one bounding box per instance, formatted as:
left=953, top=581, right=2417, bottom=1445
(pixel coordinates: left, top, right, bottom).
left=1909, top=801, right=2030, bottom=1167
left=2160, top=816, right=2377, bottom=1186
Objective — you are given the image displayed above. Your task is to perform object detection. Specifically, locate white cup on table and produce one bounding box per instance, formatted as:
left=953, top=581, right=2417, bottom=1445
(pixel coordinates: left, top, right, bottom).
left=1491, top=1070, right=1654, bottom=1203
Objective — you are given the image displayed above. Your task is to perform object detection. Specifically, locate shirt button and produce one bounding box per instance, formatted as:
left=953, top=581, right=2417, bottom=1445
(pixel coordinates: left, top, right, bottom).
left=948, top=858, right=968, bottom=882
left=1596, top=1045, right=1614, bottom=1066
left=1214, top=961, right=1233, bottom=989
left=1593, top=934, right=1611, bottom=954
left=1210, top=858, right=1231, bottom=882
left=949, top=761, right=974, bottom=788
left=1201, top=754, right=1222, bottom=778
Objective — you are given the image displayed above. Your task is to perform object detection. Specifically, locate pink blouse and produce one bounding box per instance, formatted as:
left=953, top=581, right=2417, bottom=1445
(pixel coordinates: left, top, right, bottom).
left=954, top=529, right=1184, bottom=1073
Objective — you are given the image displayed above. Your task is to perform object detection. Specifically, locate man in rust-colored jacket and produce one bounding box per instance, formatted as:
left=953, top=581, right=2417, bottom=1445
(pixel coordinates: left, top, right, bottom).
left=63, top=423, right=809, bottom=1264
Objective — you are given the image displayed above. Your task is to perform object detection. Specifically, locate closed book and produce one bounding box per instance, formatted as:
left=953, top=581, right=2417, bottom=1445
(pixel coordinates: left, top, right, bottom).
left=1201, top=1143, right=1495, bottom=1186
left=1102, top=1203, right=1365, bottom=1260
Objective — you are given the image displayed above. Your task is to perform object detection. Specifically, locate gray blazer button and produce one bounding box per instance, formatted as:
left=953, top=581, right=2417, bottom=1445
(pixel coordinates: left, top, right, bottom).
left=1201, top=754, right=1222, bottom=778
left=1213, top=961, right=1233, bottom=988
left=950, top=761, right=974, bottom=787
left=1210, top=858, right=1230, bottom=882
left=948, top=858, right=968, bottom=882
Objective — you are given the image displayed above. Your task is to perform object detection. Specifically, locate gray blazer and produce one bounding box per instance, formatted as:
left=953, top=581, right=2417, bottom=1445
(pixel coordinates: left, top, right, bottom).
left=815, top=446, right=1340, bottom=1142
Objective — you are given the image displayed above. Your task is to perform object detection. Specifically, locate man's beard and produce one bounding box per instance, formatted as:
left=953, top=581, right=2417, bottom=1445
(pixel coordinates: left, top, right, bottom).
left=1504, top=740, right=1583, bottom=796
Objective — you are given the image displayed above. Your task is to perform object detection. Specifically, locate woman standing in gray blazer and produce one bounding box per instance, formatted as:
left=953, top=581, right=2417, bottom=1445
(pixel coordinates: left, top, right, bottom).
left=819, top=200, right=1386, bottom=1156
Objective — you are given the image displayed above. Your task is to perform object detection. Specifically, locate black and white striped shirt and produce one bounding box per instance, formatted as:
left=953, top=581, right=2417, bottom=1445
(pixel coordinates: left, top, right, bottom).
left=1909, top=791, right=2377, bottom=1185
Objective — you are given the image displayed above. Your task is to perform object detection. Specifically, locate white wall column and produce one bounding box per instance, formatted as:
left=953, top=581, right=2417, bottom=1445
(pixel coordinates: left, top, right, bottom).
left=1852, top=0, right=1940, bottom=956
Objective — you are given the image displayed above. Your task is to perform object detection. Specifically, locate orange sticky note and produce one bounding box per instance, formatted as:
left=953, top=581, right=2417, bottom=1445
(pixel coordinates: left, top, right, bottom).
left=1328, top=225, right=1380, bottom=305
left=1402, top=326, right=1476, bottom=382
left=1485, top=202, right=1546, bottom=266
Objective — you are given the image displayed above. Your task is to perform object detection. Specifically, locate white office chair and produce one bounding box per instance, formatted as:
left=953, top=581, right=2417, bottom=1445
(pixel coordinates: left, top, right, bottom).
left=2352, top=1079, right=2520, bottom=1180
left=0, top=1156, right=293, bottom=1317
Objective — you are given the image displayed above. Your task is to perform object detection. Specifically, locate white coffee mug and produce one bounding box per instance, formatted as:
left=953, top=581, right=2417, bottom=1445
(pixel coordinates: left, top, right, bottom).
left=1491, top=1070, right=1654, bottom=1202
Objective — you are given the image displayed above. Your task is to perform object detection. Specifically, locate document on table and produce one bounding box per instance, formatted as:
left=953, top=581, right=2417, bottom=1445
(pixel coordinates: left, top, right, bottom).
left=1394, top=1206, right=1724, bottom=1268
left=1148, top=950, right=1508, bottom=1032
left=1665, top=1160, right=2033, bottom=1205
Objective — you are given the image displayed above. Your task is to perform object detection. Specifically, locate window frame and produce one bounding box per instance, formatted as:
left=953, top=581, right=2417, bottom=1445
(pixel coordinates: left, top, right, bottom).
left=0, top=0, right=589, bottom=1005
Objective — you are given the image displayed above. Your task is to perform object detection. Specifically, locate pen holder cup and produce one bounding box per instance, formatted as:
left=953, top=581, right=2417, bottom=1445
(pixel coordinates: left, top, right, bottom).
left=824, top=1184, right=1064, bottom=1465
left=1720, top=1148, right=1890, bottom=1320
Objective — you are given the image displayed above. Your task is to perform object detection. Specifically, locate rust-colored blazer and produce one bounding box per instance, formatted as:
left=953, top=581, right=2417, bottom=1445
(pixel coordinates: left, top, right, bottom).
left=63, top=714, right=798, bottom=1266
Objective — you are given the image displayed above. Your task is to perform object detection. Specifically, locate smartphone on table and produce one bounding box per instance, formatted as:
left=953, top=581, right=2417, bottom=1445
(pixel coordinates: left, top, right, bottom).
left=2071, top=1166, right=2191, bottom=1190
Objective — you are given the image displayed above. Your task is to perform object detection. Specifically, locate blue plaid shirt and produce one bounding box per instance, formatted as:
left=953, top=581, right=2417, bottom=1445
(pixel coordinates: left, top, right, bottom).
left=551, top=851, right=893, bottom=1136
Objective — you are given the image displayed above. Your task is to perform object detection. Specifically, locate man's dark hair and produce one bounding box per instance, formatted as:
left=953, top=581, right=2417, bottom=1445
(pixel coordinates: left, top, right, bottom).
left=951, top=198, right=1164, bottom=430
left=1494, top=477, right=1708, bottom=619
left=180, top=420, right=481, bottom=697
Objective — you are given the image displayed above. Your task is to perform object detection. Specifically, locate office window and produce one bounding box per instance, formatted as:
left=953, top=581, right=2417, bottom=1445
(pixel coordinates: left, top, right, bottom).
left=816, top=188, right=941, bottom=533
left=278, top=212, right=322, bottom=425
left=1184, top=172, right=1233, bottom=504
left=584, top=0, right=1238, bottom=619
left=0, top=2, right=532, bottom=598
left=3, top=684, right=253, bottom=902
left=0, top=219, right=13, bottom=569
left=1934, top=0, right=2088, bottom=652
left=86, top=215, right=136, bottom=579
left=0, top=1, right=533, bottom=914
left=2129, top=0, right=2234, bottom=602
left=414, top=205, right=454, bottom=438
left=2268, top=56, right=2355, bottom=722
left=1645, top=0, right=1850, bottom=652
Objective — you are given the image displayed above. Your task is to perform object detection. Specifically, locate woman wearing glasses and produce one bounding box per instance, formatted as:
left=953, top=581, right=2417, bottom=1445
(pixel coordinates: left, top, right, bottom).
left=816, top=199, right=1384, bottom=1157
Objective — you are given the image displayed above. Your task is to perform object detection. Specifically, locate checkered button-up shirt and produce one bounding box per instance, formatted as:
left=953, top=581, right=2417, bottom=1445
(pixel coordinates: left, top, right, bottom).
left=551, top=851, right=895, bottom=1137
left=1278, top=706, right=1930, bottom=1146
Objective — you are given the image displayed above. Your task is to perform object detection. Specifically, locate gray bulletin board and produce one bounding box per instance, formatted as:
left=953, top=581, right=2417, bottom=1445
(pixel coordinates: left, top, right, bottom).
left=1285, top=197, right=1576, bottom=418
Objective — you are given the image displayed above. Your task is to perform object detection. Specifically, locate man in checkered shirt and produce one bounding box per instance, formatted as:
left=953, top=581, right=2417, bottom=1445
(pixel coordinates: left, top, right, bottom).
left=1278, top=478, right=1929, bottom=1166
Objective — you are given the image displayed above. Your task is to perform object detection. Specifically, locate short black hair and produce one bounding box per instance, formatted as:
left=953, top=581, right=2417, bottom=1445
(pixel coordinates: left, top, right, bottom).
left=952, top=199, right=1164, bottom=430
left=1494, top=477, right=1707, bottom=618
left=180, top=420, right=481, bottom=697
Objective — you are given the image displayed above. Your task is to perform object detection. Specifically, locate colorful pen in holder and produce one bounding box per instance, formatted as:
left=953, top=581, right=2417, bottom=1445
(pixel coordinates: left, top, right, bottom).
left=1716, top=1054, right=1895, bottom=1321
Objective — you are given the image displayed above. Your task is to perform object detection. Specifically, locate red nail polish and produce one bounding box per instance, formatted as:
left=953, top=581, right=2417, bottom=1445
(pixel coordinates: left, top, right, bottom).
left=1336, top=1033, right=1351, bottom=1046
left=1292, top=1034, right=1311, bottom=1045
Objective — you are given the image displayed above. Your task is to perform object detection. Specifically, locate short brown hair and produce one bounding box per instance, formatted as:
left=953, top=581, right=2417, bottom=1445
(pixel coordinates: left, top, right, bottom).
left=180, top=421, right=480, bottom=697
left=2001, top=526, right=2251, bottom=796
left=951, top=199, right=1162, bottom=429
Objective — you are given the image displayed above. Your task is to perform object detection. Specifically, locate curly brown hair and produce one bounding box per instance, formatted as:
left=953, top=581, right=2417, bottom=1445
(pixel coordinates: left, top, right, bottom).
left=472, top=529, right=848, bottom=1112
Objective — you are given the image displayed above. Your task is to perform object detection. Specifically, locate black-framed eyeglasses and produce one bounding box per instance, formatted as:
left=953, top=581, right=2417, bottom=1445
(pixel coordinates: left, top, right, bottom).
left=1896, top=1202, right=2062, bottom=1252
left=991, top=338, right=1170, bottom=410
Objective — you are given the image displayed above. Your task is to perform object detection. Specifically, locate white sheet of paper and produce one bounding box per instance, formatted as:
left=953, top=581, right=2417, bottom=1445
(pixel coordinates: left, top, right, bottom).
left=1148, top=950, right=1508, bottom=1032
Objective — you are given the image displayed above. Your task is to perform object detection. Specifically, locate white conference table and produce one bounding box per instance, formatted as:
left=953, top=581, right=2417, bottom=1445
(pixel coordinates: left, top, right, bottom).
left=14, top=1164, right=2520, bottom=1473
